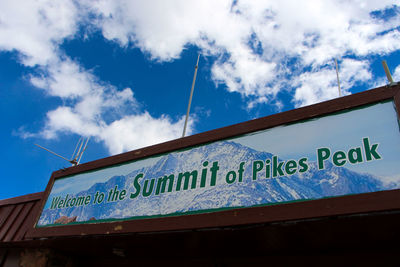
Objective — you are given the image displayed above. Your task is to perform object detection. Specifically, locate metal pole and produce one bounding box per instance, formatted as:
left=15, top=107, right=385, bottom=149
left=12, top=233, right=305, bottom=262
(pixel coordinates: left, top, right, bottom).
left=77, top=137, right=90, bottom=164
left=71, top=137, right=82, bottom=161
left=334, top=58, right=342, bottom=97
left=34, top=144, right=74, bottom=163
left=182, top=53, right=200, bottom=137
left=382, top=60, right=394, bottom=85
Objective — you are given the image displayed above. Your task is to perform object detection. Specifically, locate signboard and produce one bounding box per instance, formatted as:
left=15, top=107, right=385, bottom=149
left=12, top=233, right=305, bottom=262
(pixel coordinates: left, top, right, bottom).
left=35, top=98, right=400, bottom=228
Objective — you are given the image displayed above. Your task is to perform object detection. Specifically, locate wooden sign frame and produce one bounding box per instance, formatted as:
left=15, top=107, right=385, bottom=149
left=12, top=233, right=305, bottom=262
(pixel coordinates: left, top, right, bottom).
left=27, top=84, right=400, bottom=239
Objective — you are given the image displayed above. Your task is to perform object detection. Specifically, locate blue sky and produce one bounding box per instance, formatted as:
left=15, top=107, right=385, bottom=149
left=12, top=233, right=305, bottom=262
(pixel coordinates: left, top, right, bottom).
left=1, top=1, right=400, bottom=199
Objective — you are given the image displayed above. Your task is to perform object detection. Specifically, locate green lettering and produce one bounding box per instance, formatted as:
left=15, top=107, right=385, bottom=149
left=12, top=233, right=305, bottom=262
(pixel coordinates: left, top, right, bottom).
left=298, top=158, right=309, bottom=173
left=142, top=178, right=155, bottom=197
left=66, top=197, right=72, bottom=207
left=252, top=160, right=264, bottom=180
left=333, top=151, right=346, bottom=166
left=210, top=161, right=219, bottom=186
left=265, top=159, right=271, bottom=178
left=363, top=137, right=381, bottom=161
left=119, top=190, right=127, bottom=200
left=57, top=199, right=64, bottom=209
left=130, top=173, right=143, bottom=199
left=272, top=156, right=284, bottom=177
left=155, top=174, right=174, bottom=195
left=76, top=196, right=85, bottom=206
left=84, top=195, right=91, bottom=205
left=107, top=187, right=113, bottom=202
left=50, top=197, right=61, bottom=209
left=200, top=161, right=208, bottom=187
left=93, top=191, right=99, bottom=204
left=285, top=160, right=297, bottom=175
left=348, top=147, right=363, bottom=164
left=317, top=148, right=330, bottom=170
left=176, top=171, right=198, bottom=191
left=226, top=171, right=236, bottom=184
left=238, top=162, right=245, bottom=182
left=63, top=194, right=69, bottom=208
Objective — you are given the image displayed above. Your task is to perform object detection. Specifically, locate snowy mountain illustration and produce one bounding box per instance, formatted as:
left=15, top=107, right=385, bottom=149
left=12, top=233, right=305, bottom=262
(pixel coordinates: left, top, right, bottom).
left=38, top=140, right=391, bottom=226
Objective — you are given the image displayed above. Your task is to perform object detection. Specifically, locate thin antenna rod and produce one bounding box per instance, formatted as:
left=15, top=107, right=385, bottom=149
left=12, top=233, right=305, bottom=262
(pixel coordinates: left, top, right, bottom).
left=35, top=136, right=90, bottom=166
left=382, top=60, right=394, bottom=85
left=71, top=137, right=83, bottom=160
left=182, top=53, right=200, bottom=138
left=75, top=138, right=85, bottom=160
left=77, top=137, right=90, bottom=164
left=34, top=144, right=73, bottom=163
left=334, top=59, right=342, bottom=97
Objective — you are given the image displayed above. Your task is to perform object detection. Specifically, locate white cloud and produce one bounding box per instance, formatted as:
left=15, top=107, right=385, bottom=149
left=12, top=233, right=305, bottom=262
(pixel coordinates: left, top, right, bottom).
left=29, top=57, right=190, bottom=154
left=0, top=0, right=77, bottom=66
left=30, top=59, right=93, bottom=98
left=42, top=106, right=99, bottom=139
left=212, top=53, right=277, bottom=96
left=294, top=59, right=372, bottom=107
left=100, top=113, right=188, bottom=155
left=339, top=59, right=372, bottom=89
left=0, top=0, right=193, bottom=155
left=41, top=106, right=191, bottom=155
left=294, top=67, right=340, bottom=107
left=84, top=0, right=400, bottom=106
left=1, top=0, right=400, bottom=155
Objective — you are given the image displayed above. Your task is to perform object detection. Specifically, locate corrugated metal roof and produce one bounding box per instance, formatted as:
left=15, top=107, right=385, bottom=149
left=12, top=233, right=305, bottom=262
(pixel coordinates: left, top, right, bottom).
left=0, top=192, right=43, bottom=243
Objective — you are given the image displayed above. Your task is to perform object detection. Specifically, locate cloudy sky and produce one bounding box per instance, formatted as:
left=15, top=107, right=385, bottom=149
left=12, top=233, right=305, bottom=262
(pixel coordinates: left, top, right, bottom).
left=1, top=0, right=399, bottom=199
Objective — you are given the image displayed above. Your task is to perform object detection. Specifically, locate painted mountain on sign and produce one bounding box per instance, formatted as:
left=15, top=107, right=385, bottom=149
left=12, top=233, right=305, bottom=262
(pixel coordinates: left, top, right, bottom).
left=38, top=140, right=390, bottom=226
